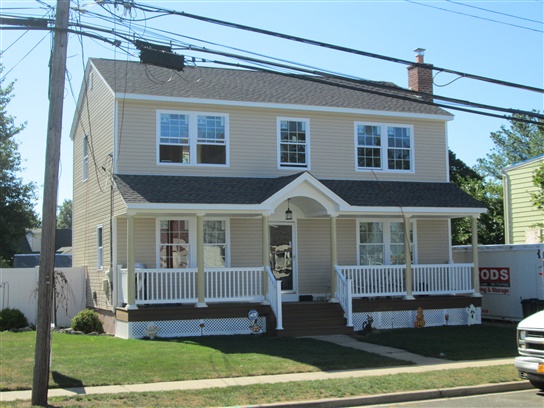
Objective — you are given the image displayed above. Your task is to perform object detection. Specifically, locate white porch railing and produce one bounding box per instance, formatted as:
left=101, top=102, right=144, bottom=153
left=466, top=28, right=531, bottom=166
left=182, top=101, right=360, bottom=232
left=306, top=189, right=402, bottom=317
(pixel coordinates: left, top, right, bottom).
left=339, top=265, right=406, bottom=298
left=205, top=267, right=263, bottom=302
left=265, top=265, right=283, bottom=330
left=336, top=263, right=474, bottom=298
left=413, top=263, right=473, bottom=295
left=119, top=266, right=265, bottom=305
left=334, top=266, right=353, bottom=327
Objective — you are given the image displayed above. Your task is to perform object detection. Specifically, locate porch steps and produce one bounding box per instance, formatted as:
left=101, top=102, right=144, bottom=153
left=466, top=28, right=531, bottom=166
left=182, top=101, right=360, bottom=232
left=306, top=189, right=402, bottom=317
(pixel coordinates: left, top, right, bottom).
left=275, top=302, right=354, bottom=337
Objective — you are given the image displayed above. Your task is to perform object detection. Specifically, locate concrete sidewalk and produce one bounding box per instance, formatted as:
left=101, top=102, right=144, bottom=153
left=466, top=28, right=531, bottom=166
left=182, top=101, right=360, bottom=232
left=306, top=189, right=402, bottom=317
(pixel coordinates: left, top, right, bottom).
left=0, top=335, right=526, bottom=404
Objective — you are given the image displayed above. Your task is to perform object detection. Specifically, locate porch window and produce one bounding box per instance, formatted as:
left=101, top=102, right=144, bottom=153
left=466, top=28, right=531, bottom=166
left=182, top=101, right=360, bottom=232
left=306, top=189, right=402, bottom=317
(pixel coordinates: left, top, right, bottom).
left=203, top=220, right=227, bottom=267
left=158, top=111, right=228, bottom=165
left=355, top=123, right=413, bottom=172
left=358, top=220, right=414, bottom=265
left=160, top=220, right=190, bottom=268
left=278, top=118, right=309, bottom=168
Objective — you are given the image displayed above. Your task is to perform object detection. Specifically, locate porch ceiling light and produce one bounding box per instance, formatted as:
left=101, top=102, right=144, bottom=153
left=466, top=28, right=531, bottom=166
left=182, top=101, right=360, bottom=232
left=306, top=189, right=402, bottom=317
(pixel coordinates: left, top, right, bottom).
left=285, top=199, right=293, bottom=220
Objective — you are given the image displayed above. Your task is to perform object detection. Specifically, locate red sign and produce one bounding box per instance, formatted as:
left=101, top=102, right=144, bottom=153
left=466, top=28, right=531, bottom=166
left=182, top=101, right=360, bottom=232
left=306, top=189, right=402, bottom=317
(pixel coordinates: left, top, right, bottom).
left=479, top=267, right=510, bottom=295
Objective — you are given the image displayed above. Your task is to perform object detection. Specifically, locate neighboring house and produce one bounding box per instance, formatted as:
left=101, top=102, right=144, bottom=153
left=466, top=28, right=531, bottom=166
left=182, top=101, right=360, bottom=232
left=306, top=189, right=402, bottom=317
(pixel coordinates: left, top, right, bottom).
left=503, top=154, right=544, bottom=244
left=70, top=51, right=486, bottom=339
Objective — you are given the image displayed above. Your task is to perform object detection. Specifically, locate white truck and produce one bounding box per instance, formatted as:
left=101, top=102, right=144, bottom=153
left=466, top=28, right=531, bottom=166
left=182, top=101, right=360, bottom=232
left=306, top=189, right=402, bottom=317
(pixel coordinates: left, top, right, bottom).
left=515, top=310, right=544, bottom=390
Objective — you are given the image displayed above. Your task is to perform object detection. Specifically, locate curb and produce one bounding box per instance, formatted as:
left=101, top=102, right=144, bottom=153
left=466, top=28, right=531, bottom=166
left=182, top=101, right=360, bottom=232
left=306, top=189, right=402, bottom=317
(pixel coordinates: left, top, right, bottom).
left=248, top=381, right=533, bottom=407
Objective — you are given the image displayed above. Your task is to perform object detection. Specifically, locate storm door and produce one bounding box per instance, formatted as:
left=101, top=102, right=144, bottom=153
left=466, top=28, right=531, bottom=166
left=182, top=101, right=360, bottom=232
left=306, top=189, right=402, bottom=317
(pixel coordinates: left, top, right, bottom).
left=269, top=224, right=295, bottom=292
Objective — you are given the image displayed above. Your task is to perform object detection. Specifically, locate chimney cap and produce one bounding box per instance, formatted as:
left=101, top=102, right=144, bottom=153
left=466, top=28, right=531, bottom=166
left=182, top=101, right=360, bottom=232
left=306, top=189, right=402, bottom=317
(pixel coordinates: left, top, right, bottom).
left=413, top=48, right=426, bottom=64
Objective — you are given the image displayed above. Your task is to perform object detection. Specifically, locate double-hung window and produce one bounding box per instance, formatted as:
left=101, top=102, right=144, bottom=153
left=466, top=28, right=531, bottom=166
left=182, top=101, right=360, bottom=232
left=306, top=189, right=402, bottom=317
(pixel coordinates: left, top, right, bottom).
left=278, top=118, right=309, bottom=168
left=159, top=220, right=190, bottom=269
left=82, top=135, right=89, bottom=181
left=158, top=111, right=228, bottom=165
left=358, top=220, right=415, bottom=265
left=355, top=123, right=413, bottom=171
left=203, top=220, right=227, bottom=267
left=97, top=226, right=103, bottom=270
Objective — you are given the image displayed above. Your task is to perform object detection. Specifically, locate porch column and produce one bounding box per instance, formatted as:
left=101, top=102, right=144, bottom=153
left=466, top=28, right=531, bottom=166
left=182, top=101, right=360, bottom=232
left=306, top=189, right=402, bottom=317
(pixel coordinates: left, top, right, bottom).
left=261, top=214, right=270, bottom=304
left=125, top=214, right=137, bottom=309
left=471, top=216, right=482, bottom=297
left=196, top=214, right=207, bottom=307
left=329, top=215, right=338, bottom=302
left=404, top=215, right=414, bottom=300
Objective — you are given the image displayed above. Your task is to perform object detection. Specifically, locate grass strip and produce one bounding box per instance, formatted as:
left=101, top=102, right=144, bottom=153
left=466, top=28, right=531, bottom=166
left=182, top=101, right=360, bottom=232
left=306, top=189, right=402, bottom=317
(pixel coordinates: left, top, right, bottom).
left=2, top=365, right=521, bottom=407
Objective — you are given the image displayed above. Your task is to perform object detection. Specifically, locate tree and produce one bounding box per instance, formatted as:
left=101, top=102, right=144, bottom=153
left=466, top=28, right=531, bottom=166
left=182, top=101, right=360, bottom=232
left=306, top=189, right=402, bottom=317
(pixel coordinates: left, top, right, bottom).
left=449, top=150, right=504, bottom=245
left=475, top=113, right=544, bottom=181
left=57, top=198, right=72, bottom=228
left=0, top=68, right=39, bottom=264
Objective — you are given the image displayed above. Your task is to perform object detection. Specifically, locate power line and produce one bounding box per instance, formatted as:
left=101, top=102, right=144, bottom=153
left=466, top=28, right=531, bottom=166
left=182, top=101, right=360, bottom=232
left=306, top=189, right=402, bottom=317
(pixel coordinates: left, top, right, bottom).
left=405, top=0, right=544, bottom=34
left=118, top=1, right=544, bottom=94
left=444, top=0, right=543, bottom=26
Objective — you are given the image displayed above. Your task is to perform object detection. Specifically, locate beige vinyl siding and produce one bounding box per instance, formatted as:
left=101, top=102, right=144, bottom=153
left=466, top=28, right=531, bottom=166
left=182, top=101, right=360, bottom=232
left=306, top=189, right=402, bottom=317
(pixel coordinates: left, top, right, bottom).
left=416, top=220, right=451, bottom=264
left=505, top=159, right=544, bottom=243
left=337, top=218, right=358, bottom=265
left=297, top=219, right=331, bottom=294
left=72, top=67, right=116, bottom=310
left=230, top=218, right=262, bottom=267
left=115, top=100, right=449, bottom=182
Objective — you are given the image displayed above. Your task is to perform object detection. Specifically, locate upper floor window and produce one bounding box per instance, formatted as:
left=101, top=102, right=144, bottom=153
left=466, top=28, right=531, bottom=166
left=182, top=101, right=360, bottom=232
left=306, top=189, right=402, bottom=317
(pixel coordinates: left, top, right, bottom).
left=82, top=135, right=89, bottom=181
left=278, top=118, right=309, bottom=169
left=355, top=123, right=413, bottom=172
left=158, top=111, right=228, bottom=166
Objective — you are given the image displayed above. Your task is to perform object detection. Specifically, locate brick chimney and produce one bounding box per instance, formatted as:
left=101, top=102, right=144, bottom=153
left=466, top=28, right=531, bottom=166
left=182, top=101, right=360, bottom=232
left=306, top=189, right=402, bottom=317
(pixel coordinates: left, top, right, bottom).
left=407, top=48, right=433, bottom=101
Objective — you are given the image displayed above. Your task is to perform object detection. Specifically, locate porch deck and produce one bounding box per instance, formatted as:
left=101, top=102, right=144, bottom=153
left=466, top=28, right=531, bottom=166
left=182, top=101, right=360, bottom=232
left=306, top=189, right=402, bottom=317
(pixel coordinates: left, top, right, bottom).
left=115, top=295, right=482, bottom=337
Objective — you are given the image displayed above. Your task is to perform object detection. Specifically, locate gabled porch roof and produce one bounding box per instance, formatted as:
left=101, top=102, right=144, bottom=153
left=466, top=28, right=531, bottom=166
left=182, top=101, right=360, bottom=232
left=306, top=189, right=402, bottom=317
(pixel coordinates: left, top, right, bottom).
left=113, top=172, right=486, bottom=217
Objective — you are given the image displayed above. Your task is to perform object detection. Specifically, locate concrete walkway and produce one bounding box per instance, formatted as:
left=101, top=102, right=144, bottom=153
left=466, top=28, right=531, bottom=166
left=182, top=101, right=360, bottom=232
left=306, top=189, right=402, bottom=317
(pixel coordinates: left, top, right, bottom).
left=0, top=335, right=524, bottom=404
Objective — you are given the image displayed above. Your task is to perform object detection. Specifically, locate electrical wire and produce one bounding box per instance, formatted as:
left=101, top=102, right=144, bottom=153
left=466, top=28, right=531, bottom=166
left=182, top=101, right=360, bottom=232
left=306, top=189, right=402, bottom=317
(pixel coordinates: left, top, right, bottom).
left=405, top=0, right=544, bottom=34
left=444, top=0, right=543, bottom=26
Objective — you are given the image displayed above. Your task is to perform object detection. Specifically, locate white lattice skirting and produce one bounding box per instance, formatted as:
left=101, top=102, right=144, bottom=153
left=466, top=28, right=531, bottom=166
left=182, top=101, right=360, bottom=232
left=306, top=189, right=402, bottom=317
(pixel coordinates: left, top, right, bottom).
left=116, top=317, right=267, bottom=339
left=353, top=306, right=481, bottom=332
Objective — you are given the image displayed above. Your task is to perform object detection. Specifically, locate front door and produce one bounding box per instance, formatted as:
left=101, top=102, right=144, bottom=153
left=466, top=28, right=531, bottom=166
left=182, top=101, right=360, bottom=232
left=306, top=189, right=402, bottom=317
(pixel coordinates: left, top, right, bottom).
left=269, top=224, right=295, bottom=292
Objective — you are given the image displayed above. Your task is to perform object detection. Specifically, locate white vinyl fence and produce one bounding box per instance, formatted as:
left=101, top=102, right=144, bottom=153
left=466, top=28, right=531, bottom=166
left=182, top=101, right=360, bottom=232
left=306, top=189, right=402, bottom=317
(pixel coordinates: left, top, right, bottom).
left=0, top=267, right=86, bottom=327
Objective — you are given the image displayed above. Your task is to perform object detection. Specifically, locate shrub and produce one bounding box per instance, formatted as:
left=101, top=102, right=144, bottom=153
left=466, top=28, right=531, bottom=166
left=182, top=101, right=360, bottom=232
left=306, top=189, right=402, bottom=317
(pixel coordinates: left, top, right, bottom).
left=0, top=308, right=29, bottom=331
left=71, top=309, right=104, bottom=334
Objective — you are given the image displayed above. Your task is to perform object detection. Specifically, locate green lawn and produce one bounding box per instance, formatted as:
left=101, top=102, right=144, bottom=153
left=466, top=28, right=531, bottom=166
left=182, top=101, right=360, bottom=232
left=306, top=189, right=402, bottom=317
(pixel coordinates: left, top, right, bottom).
left=353, top=324, right=518, bottom=360
left=1, top=332, right=410, bottom=391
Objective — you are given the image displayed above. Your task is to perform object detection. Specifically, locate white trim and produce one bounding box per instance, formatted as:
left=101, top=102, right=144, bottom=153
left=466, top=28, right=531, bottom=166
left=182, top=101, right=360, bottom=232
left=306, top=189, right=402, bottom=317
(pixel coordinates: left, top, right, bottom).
left=116, top=94, right=454, bottom=121
left=277, top=117, right=311, bottom=170
left=82, top=135, right=89, bottom=182
left=354, top=121, right=415, bottom=173
left=156, top=110, right=230, bottom=167
left=203, top=218, right=231, bottom=268
left=269, top=221, right=298, bottom=294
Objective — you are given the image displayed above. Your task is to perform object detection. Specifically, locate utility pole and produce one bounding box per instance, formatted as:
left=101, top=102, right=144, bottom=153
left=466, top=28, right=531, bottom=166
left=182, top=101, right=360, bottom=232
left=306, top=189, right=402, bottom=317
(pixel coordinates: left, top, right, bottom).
left=31, top=1, right=70, bottom=406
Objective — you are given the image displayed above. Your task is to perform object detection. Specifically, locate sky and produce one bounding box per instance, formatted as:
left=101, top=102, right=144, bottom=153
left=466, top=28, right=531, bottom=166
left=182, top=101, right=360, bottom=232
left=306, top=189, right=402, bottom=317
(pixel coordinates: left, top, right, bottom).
left=1, top=0, right=543, bottom=218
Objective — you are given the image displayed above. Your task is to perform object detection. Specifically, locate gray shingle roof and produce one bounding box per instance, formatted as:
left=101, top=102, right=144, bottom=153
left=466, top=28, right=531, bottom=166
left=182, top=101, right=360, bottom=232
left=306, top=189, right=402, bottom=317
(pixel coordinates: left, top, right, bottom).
left=114, top=174, right=484, bottom=209
left=91, top=58, right=451, bottom=116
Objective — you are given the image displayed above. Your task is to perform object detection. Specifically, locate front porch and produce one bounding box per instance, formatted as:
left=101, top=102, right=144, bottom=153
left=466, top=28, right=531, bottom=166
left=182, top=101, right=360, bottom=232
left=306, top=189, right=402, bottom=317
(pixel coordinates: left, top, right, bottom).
left=114, top=263, right=482, bottom=338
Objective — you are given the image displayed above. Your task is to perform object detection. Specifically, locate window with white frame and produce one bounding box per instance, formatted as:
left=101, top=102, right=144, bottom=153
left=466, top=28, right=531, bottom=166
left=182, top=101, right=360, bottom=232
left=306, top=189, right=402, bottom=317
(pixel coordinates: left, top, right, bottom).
left=203, top=220, right=227, bottom=267
left=158, top=111, right=228, bottom=165
left=82, top=135, right=89, bottom=181
left=355, top=123, right=413, bottom=171
left=159, top=220, right=190, bottom=268
left=278, top=118, right=309, bottom=168
left=97, top=226, right=103, bottom=270
left=358, top=220, right=414, bottom=265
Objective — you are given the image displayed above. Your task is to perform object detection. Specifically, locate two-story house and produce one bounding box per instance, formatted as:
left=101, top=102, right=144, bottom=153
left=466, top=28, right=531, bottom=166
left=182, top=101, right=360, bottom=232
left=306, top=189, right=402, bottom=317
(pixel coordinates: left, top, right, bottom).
left=71, top=52, right=486, bottom=339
